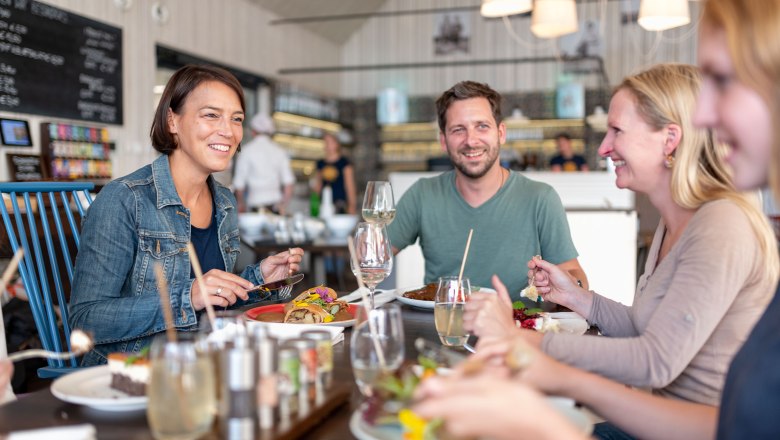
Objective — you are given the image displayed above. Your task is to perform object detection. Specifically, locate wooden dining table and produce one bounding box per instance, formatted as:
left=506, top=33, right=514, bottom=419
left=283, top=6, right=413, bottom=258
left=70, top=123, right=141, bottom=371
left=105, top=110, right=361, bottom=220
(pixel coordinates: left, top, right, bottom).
left=0, top=302, right=448, bottom=440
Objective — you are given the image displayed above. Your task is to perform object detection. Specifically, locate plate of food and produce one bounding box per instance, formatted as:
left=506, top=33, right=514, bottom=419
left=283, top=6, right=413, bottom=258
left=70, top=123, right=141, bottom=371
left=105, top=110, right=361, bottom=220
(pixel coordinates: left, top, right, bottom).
left=513, top=305, right=589, bottom=335
left=349, top=357, right=592, bottom=439
left=395, top=283, right=496, bottom=310
left=245, top=286, right=358, bottom=327
left=51, top=361, right=148, bottom=412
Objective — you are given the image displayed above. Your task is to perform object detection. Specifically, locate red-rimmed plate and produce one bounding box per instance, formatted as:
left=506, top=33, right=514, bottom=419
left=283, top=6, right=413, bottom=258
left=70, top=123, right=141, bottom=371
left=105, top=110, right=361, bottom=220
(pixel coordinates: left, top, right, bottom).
left=245, top=303, right=359, bottom=327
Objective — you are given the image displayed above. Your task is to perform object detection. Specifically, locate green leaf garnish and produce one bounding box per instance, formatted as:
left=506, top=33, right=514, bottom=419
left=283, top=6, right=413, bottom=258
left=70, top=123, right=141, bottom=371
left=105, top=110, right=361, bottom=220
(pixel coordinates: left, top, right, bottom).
left=417, top=355, right=439, bottom=371
left=512, top=301, right=525, bottom=309
left=525, top=308, right=543, bottom=315
left=125, top=346, right=150, bottom=366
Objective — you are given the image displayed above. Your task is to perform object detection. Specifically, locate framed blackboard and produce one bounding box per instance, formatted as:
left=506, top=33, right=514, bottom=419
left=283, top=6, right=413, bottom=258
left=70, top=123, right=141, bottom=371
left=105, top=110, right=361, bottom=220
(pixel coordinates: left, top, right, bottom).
left=0, top=1, right=123, bottom=124
left=6, top=153, right=46, bottom=181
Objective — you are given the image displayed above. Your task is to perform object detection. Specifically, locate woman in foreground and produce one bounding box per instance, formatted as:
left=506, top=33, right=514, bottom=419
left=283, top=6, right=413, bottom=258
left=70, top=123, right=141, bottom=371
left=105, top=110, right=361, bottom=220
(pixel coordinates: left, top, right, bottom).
left=69, top=65, right=302, bottom=365
left=469, top=62, right=778, bottom=408
left=415, top=1, right=780, bottom=439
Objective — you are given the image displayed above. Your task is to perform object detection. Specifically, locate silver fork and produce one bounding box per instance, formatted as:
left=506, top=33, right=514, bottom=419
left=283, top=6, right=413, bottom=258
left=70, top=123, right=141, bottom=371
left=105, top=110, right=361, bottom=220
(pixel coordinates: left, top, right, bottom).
left=278, top=248, right=294, bottom=299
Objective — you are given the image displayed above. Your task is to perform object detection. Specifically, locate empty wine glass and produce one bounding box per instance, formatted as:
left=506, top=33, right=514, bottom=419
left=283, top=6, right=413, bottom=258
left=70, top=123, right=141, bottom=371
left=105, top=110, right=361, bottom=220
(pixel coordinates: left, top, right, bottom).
left=351, top=222, right=393, bottom=308
left=350, top=304, right=405, bottom=397
left=362, top=181, right=396, bottom=225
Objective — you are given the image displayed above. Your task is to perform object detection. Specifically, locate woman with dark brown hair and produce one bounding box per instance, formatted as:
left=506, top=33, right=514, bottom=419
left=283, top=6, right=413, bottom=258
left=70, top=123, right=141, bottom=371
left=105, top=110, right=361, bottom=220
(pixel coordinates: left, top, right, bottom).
left=69, top=65, right=302, bottom=366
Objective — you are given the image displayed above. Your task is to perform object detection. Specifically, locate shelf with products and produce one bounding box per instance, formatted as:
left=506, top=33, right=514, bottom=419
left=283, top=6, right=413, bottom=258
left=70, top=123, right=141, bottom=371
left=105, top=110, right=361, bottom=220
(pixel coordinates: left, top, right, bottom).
left=40, top=122, right=114, bottom=182
left=270, top=111, right=344, bottom=178
left=380, top=119, right=586, bottom=169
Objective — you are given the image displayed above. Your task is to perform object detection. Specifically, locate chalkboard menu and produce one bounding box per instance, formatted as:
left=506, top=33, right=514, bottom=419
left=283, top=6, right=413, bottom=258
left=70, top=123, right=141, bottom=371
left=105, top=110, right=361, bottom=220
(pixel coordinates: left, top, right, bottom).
left=6, top=153, right=45, bottom=181
left=0, top=1, right=123, bottom=124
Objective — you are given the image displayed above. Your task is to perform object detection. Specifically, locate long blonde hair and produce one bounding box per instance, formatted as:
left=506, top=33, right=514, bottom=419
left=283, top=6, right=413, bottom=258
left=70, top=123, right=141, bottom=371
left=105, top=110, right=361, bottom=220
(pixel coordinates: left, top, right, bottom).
left=619, top=63, right=779, bottom=279
left=702, top=0, right=780, bottom=204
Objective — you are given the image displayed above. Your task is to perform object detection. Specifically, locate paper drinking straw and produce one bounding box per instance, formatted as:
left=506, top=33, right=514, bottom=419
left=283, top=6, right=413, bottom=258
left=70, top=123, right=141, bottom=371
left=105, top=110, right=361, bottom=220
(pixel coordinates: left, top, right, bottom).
left=185, top=242, right=216, bottom=330
left=347, top=236, right=387, bottom=369
left=447, top=229, right=473, bottom=335
left=153, top=263, right=177, bottom=343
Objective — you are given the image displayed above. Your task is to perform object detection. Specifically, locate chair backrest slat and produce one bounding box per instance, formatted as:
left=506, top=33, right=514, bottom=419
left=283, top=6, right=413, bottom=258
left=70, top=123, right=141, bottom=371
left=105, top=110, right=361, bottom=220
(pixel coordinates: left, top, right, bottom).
left=0, top=181, right=94, bottom=376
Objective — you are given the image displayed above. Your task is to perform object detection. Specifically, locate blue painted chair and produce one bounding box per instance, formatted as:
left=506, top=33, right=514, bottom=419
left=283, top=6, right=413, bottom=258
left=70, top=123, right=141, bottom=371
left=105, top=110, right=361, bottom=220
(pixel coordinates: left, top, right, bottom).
left=0, top=182, right=94, bottom=378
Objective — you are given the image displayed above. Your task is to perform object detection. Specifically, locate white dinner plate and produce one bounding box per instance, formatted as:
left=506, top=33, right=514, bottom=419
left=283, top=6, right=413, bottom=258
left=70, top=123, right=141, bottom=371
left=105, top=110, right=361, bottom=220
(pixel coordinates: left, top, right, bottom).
left=51, top=365, right=147, bottom=412
left=349, top=396, right=593, bottom=440
left=394, top=285, right=496, bottom=310
left=547, top=312, right=589, bottom=335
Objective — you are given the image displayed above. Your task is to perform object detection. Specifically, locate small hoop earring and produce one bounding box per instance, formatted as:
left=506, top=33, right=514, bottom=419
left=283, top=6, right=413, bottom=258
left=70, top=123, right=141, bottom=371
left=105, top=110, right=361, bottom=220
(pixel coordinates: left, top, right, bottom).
left=664, top=154, right=675, bottom=169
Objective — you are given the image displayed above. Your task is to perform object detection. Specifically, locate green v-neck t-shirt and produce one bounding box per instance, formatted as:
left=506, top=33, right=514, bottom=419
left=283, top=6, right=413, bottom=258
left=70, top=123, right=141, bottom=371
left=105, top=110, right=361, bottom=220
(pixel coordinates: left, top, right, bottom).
left=388, top=170, right=579, bottom=297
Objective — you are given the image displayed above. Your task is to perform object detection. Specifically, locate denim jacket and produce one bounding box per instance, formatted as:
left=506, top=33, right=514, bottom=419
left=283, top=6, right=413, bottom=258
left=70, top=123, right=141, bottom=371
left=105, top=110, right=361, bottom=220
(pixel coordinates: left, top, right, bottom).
left=69, top=155, right=265, bottom=366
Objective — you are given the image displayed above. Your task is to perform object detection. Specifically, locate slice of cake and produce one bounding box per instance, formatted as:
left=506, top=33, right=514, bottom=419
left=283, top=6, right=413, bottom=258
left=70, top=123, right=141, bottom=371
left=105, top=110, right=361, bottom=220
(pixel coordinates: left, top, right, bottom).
left=108, top=349, right=149, bottom=397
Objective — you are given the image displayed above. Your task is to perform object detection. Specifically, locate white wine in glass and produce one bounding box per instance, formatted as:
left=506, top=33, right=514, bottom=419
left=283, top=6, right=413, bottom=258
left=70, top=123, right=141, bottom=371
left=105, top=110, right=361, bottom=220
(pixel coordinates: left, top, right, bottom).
left=434, top=276, right=471, bottom=346
left=362, top=181, right=396, bottom=225
left=351, top=222, right=393, bottom=308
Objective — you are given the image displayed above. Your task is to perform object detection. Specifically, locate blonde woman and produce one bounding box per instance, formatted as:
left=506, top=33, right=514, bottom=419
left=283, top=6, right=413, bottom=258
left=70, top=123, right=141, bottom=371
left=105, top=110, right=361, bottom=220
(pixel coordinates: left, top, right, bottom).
left=416, top=3, right=780, bottom=438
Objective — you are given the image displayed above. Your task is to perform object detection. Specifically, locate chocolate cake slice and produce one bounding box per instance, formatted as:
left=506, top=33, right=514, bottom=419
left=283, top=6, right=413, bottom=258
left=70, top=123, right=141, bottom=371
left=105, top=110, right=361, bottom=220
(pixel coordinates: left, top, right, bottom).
left=108, top=351, right=149, bottom=397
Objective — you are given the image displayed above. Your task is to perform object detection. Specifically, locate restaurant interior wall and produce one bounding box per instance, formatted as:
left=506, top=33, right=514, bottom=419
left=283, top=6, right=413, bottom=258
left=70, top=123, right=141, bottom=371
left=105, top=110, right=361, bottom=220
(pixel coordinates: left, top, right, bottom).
left=336, top=0, right=702, bottom=98
left=0, top=0, right=339, bottom=182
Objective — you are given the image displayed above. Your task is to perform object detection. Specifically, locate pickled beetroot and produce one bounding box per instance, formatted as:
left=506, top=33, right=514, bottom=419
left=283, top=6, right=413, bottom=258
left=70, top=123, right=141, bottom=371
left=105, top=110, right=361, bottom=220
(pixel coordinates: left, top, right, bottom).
left=513, top=307, right=542, bottom=329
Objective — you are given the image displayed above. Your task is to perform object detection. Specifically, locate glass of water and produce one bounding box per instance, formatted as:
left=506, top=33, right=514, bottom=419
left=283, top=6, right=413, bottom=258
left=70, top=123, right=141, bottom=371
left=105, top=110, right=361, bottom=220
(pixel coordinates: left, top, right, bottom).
left=147, top=333, right=216, bottom=440
left=350, top=303, right=405, bottom=397
left=434, top=276, right=471, bottom=346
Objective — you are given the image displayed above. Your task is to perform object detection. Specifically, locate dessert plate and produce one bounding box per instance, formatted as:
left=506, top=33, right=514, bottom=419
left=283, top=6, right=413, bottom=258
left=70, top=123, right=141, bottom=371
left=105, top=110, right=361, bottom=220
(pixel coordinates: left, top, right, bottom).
left=245, top=303, right=359, bottom=327
left=51, top=365, right=147, bottom=412
left=394, top=285, right=496, bottom=310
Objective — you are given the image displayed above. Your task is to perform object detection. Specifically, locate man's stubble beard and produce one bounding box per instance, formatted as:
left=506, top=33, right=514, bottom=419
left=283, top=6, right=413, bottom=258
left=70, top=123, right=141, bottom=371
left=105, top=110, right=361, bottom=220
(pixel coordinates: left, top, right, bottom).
left=447, top=139, right=501, bottom=180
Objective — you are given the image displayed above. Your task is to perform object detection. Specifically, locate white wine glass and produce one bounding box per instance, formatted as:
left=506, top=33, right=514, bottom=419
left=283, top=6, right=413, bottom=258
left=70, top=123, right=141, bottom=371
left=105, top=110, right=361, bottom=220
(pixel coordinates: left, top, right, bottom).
left=350, top=304, right=405, bottom=397
left=351, top=222, right=393, bottom=308
left=362, top=181, right=396, bottom=225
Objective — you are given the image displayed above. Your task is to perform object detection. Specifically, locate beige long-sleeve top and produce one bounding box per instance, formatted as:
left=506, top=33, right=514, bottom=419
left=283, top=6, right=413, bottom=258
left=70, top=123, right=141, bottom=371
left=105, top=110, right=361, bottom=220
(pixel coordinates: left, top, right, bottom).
left=541, top=200, right=775, bottom=405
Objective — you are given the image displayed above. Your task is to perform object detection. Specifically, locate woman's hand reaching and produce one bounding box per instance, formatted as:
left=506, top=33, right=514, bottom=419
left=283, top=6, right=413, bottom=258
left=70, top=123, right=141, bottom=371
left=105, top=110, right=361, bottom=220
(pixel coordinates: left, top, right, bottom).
left=528, top=258, right=593, bottom=316
left=413, top=371, right=588, bottom=440
left=260, top=247, right=303, bottom=282
left=464, top=275, right=516, bottom=340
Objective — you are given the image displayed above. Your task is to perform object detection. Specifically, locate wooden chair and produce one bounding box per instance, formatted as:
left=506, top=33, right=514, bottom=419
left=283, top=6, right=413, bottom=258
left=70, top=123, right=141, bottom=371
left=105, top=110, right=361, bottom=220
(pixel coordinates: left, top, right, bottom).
left=0, top=182, right=94, bottom=378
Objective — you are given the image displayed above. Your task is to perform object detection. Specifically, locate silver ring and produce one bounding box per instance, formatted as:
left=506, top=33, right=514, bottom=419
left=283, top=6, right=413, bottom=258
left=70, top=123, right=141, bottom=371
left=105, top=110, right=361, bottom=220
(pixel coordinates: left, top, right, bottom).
left=216, top=287, right=223, bottom=296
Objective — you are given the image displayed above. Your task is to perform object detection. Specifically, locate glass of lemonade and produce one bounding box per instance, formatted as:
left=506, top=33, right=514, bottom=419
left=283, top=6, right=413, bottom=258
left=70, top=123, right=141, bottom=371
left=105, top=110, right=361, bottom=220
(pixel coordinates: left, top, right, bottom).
left=350, top=304, right=405, bottom=397
left=147, top=333, right=216, bottom=440
left=434, top=276, right=471, bottom=346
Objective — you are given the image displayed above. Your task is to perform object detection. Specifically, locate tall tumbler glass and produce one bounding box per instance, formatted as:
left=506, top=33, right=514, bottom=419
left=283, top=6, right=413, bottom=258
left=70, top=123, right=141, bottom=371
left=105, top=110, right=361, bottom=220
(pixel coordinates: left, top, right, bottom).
left=434, top=276, right=471, bottom=347
left=147, top=333, right=216, bottom=440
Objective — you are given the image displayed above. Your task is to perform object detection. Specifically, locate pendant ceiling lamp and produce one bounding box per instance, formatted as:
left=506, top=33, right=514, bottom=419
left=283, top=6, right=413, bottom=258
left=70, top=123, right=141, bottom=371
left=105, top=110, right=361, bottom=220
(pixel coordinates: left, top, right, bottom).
left=638, top=0, right=690, bottom=31
left=480, top=0, right=532, bottom=18
left=531, top=0, right=578, bottom=38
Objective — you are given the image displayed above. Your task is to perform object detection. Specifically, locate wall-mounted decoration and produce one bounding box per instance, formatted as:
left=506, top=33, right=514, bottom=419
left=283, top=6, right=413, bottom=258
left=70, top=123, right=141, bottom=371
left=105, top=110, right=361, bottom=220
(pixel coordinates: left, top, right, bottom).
left=0, top=118, right=32, bottom=147
left=560, top=20, right=604, bottom=58
left=621, top=0, right=641, bottom=25
left=377, top=88, right=409, bottom=126
left=434, top=12, right=470, bottom=55
left=556, top=82, right=585, bottom=119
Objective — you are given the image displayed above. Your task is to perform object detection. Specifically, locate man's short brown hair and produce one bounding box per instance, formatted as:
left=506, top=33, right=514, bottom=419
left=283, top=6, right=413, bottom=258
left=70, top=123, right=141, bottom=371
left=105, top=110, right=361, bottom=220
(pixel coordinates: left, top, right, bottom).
left=435, top=81, right=503, bottom=132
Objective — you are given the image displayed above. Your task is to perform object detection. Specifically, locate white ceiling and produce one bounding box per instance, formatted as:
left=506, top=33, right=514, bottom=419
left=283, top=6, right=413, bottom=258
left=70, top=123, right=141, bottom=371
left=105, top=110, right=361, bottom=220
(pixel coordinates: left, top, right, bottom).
left=249, top=0, right=389, bottom=44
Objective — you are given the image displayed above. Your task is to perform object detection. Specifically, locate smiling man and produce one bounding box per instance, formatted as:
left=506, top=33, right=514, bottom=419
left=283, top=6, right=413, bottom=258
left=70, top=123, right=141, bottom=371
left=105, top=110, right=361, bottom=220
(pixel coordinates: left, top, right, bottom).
left=387, top=81, right=587, bottom=297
